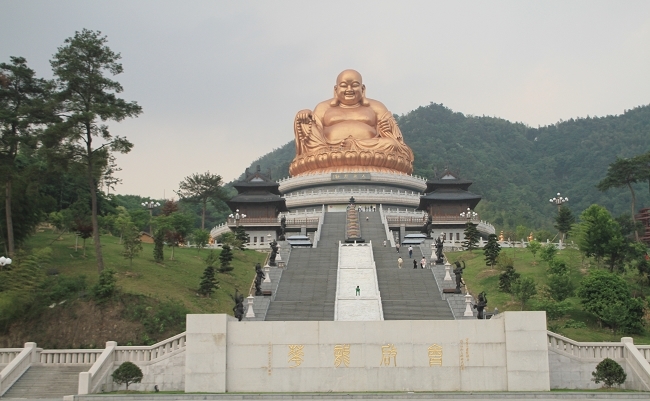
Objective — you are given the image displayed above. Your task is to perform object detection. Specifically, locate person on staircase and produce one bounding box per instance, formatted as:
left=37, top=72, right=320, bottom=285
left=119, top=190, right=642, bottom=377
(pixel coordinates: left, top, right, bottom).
left=398, top=257, right=403, bottom=269
left=408, top=245, right=413, bottom=258
left=420, top=257, right=427, bottom=269
left=413, top=259, right=417, bottom=269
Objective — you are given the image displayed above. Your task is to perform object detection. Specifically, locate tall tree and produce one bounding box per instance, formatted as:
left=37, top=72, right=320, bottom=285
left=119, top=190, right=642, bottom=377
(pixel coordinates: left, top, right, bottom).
left=175, top=172, right=224, bottom=230
left=483, top=234, right=501, bottom=269
left=597, top=156, right=645, bottom=241
left=50, top=29, right=142, bottom=273
left=577, top=204, right=627, bottom=271
left=554, top=205, right=575, bottom=240
left=462, top=222, right=480, bottom=251
left=0, top=57, right=50, bottom=256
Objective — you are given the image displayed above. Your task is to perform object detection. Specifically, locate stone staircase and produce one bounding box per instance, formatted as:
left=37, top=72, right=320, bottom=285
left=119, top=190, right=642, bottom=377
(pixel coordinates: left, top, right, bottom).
left=360, top=212, right=454, bottom=320
left=2, top=365, right=89, bottom=398
left=264, top=213, right=344, bottom=321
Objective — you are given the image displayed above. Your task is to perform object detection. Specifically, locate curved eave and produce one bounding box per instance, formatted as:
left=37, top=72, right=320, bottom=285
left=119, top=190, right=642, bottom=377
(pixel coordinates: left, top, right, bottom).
left=417, top=192, right=482, bottom=210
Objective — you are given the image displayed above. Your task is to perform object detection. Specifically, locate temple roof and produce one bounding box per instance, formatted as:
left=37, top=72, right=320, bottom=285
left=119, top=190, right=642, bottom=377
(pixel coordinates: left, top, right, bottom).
left=232, top=165, right=281, bottom=195
left=423, top=169, right=474, bottom=192
left=418, top=169, right=482, bottom=210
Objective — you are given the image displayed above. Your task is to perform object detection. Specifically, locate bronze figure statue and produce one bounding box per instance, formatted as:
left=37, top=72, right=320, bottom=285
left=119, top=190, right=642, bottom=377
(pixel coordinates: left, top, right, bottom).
left=453, top=261, right=466, bottom=294
left=254, top=263, right=264, bottom=296
left=232, top=289, right=244, bottom=321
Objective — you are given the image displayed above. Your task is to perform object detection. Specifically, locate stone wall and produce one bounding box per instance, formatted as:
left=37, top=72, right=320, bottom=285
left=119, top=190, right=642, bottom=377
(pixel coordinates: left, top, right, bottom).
left=184, top=311, right=549, bottom=392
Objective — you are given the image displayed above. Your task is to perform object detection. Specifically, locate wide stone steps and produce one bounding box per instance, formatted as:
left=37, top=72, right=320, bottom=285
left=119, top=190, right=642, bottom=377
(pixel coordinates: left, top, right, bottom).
left=360, top=213, right=454, bottom=320
left=2, top=364, right=89, bottom=398
left=264, top=213, right=345, bottom=321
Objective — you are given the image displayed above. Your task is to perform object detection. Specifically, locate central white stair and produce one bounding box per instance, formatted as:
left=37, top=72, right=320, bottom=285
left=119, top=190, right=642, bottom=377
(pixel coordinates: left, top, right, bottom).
left=334, top=241, right=384, bottom=321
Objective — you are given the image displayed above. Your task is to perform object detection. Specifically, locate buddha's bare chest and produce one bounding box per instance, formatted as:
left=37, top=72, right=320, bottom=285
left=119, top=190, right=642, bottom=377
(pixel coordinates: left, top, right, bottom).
left=322, top=107, right=377, bottom=127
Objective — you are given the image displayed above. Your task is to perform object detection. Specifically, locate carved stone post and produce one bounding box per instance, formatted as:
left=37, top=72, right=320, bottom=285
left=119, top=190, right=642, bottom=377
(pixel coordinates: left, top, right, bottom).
left=464, top=294, right=473, bottom=317
left=245, top=295, right=255, bottom=318
left=444, top=261, right=452, bottom=281
left=263, top=266, right=271, bottom=283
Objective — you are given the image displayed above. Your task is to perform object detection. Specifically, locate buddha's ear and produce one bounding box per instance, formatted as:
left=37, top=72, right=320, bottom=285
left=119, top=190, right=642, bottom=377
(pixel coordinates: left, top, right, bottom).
left=361, top=84, right=369, bottom=106
left=330, top=86, right=339, bottom=106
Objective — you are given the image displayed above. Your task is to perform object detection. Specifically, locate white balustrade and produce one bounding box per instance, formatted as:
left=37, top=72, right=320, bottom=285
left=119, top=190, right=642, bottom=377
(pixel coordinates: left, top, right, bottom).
left=0, top=343, right=37, bottom=397
left=547, top=331, right=625, bottom=359
left=39, top=349, right=102, bottom=364
left=0, top=349, right=22, bottom=365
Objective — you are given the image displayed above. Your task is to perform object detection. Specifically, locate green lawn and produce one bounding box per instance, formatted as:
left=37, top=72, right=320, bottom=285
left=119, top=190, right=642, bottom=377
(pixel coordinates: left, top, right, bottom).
left=24, top=229, right=265, bottom=314
left=447, top=246, right=650, bottom=344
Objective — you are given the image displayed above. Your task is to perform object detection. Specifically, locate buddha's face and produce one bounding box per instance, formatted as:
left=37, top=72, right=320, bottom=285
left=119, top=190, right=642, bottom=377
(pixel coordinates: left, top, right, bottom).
left=334, top=70, right=365, bottom=106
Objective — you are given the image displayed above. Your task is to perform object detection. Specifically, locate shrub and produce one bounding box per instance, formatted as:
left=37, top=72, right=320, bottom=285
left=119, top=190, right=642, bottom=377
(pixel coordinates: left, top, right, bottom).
left=533, top=299, right=570, bottom=321
left=511, top=277, right=537, bottom=310
left=495, top=253, right=514, bottom=272
left=546, top=273, right=575, bottom=302
left=592, top=358, right=626, bottom=388
left=540, top=243, right=557, bottom=262
left=547, top=260, right=569, bottom=275
left=527, top=240, right=542, bottom=260
left=577, top=270, right=646, bottom=333
left=91, top=269, right=117, bottom=301
left=111, top=361, right=143, bottom=390
left=498, top=266, right=520, bottom=294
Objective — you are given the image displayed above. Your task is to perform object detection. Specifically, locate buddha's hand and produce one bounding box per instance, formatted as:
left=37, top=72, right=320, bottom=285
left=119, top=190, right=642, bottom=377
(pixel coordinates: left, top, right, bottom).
left=295, top=110, right=313, bottom=139
left=296, top=110, right=313, bottom=125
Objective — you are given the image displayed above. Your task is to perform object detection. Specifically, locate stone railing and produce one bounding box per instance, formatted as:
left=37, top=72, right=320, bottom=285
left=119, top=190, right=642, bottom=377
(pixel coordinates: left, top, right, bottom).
left=0, top=349, right=21, bottom=365
left=312, top=205, right=325, bottom=248
left=0, top=343, right=37, bottom=397
left=114, top=332, right=186, bottom=364
left=638, top=345, right=650, bottom=362
left=277, top=172, right=427, bottom=193
left=209, top=222, right=230, bottom=239
left=283, top=190, right=422, bottom=208
left=547, top=331, right=625, bottom=359
left=547, top=331, right=650, bottom=391
left=39, top=349, right=102, bottom=364
left=379, top=205, right=395, bottom=247
left=227, top=217, right=319, bottom=227
left=79, top=332, right=187, bottom=394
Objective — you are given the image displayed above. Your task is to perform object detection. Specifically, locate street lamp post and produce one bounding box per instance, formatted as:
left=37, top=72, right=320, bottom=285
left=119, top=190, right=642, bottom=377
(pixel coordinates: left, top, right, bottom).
left=550, top=192, right=569, bottom=240
left=549, top=193, right=568, bottom=212
left=460, top=208, right=478, bottom=221
left=141, top=201, right=161, bottom=235
left=229, top=209, right=247, bottom=227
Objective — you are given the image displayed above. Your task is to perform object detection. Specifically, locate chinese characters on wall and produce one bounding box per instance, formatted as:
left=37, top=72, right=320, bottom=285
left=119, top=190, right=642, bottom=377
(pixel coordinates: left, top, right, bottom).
left=281, top=342, right=457, bottom=369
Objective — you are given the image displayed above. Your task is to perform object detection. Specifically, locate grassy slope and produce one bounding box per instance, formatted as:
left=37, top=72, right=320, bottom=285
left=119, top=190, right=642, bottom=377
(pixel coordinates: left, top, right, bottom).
left=20, top=230, right=650, bottom=345
left=25, top=229, right=265, bottom=315
left=448, top=247, right=650, bottom=344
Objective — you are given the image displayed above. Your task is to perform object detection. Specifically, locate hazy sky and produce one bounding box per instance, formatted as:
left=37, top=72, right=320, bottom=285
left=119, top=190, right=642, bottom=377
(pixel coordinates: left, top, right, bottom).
left=3, top=1, right=649, bottom=197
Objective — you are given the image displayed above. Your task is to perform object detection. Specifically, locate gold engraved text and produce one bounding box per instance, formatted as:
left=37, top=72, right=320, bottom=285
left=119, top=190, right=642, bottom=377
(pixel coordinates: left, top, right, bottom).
left=334, top=344, right=350, bottom=367
left=428, top=344, right=443, bottom=366
left=380, top=344, right=397, bottom=367
left=288, top=345, right=304, bottom=368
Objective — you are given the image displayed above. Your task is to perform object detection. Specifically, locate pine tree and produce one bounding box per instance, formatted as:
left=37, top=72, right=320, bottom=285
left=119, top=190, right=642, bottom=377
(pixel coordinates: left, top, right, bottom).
left=198, top=265, right=219, bottom=297
left=483, top=234, right=501, bottom=269
left=462, top=222, right=480, bottom=251
left=554, top=205, right=575, bottom=240
left=234, top=226, right=249, bottom=250
left=219, top=244, right=234, bottom=273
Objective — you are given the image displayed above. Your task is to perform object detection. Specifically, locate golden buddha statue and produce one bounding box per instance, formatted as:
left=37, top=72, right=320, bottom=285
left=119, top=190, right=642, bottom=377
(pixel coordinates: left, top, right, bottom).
left=289, top=69, right=414, bottom=176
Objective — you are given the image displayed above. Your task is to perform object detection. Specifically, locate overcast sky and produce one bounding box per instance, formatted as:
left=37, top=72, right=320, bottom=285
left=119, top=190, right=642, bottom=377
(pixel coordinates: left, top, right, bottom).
left=3, top=1, right=649, bottom=197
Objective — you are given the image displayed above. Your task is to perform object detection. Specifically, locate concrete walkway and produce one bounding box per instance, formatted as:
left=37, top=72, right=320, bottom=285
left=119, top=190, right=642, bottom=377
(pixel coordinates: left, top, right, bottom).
left=335, top=242, right=383, bottom=321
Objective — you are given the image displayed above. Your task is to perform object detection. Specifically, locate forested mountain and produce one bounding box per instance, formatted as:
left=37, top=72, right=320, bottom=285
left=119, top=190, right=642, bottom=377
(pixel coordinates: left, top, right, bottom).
left=244, top=103, right=650, bottom=234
